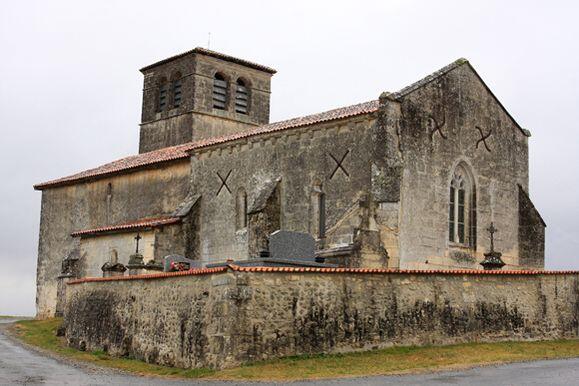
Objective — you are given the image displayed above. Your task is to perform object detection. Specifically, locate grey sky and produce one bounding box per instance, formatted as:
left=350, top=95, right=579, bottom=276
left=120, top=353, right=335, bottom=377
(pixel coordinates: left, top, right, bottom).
left=1, top=0, right=577, bottom=316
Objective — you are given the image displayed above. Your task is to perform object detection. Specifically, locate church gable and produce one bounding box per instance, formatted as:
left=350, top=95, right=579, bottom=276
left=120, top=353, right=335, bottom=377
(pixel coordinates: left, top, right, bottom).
left=395, top=59, right=529, bottom=137
left=393, top=60, right=538, bottom=270
left=396, top=60, right=529, bottom=157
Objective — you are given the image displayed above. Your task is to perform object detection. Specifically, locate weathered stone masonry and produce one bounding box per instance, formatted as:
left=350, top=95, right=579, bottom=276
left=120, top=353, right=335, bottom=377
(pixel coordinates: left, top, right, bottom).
left=64, top=268, right=579, bottom=369
left=36, top=48, right=548, bottom=319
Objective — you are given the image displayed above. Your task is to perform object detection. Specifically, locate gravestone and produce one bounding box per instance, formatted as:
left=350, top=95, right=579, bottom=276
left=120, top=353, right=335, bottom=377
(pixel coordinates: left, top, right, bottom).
left=269, top=230, right=315, bottom=261
left=101, top=262, right=127, bottom=278
left=163, top=255, right=203, bottom=272
left=127, top=253, right=146, bottom=276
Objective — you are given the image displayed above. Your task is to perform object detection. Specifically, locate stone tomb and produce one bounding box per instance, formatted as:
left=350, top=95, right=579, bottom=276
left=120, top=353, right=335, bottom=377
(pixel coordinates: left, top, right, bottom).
left=163, top=254, right=203, bottom=272
left=269, top=230, right=316, bottom=261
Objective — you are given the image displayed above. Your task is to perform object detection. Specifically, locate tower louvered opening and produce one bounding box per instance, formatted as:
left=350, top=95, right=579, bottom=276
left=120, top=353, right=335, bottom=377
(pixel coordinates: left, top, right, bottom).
left=235, top=79, right=249, bottom=114
left=213, top=73, right=228, bottom=110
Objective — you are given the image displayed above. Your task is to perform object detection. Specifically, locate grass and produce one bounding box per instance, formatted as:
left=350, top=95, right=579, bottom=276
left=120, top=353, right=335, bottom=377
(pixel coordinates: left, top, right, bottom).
left=0, top=315, right=31, bottom=320
left=10, top=319, right=214, bottom=379
left=10, top=318, right=579, bottom=381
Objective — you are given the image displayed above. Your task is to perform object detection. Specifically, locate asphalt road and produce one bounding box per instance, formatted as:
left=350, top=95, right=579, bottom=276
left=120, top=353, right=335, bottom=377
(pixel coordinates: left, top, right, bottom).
left=1, top=319, right=577, bottom=385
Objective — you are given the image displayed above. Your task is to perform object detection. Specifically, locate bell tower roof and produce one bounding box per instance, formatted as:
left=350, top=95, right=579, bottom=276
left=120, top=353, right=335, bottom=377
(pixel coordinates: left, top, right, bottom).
left=140, top=47, right=277, bottom=74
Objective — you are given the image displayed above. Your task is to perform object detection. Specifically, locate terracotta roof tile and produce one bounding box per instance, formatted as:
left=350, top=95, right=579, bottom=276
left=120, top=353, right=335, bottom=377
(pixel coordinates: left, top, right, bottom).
left=140, top=47, right=277, bottom=74
left=34, top=142, right=192, bottom=190
left=227, top=265, right=579, bottom=275
left=67, top=266, right=228, bottom=285
left=67, top=264, right=579, bottom=285
left=34, top=100, right=378, bottom=190
left=71, top=216, right=181, bottom=237
left=190, top=100, right=379, bottom=151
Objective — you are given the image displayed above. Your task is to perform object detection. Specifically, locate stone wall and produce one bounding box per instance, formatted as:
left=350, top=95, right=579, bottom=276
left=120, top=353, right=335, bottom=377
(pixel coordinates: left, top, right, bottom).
left=189, top=114, right=377, bottom=263
left=139, top=51, right=273, bottom=153
left=518, top=185, right=546, bottom=268
left=79, top=231, right=155, bottom=277
left=64, top=268, right=579, bottom=370
left=393, top=62, right=532, bottom=270
left=35, top=161, right=191, bottom=318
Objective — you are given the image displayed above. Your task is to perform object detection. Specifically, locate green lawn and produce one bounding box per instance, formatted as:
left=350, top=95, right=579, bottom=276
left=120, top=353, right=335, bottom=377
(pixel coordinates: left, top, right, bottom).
left=0, top=315, right=31, bottom=320
left=10, top=318, right=579, bottom=381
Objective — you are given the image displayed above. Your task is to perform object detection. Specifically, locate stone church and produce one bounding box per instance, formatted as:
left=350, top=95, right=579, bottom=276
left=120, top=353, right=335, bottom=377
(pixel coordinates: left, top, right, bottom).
left=34, top=48, right=546, bottom=318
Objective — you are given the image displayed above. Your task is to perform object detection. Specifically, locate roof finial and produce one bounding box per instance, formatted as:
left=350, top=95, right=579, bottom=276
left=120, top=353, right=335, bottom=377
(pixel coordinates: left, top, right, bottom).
left=207, top=32, right=211, bottom=50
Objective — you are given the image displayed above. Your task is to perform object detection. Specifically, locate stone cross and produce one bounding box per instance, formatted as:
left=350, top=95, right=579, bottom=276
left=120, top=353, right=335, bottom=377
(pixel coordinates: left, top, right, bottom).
left=134, top=233, right=142, bottom=254
left=487, top=222, right=497, bottom=252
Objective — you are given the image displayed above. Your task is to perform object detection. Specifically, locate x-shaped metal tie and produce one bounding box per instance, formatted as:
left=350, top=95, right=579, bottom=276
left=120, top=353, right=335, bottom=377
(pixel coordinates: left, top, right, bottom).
left=475, top=126, right=492, bottom=152
left=329, top=150, right=350, bottom=179
left=427, top=112, right=447, bottom=140
left=216, top=170, right=232, bottom=196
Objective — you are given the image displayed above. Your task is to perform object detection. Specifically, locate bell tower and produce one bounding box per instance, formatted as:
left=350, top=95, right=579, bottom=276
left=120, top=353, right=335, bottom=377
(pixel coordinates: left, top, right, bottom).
left=138, top=47, right=276, bottom=153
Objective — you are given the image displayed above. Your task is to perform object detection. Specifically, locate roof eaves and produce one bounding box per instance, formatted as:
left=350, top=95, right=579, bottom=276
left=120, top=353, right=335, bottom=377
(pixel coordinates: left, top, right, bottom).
left=188, top=100, right=379, bottom=153
left=33, top=147, right=191, bottom=191
left=35, top=101, right=378, bottom=191
left=71, top=217, right=182, bottom=237
left=139, top=47, right=277, bottom=74
left=465, top=63, right=532, bottom=137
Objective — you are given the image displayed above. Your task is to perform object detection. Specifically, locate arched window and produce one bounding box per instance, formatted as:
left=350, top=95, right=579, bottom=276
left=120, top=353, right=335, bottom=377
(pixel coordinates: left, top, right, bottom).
left=236, top=188, right=248, bottom=230
left=213, top=73, right=228, bottom=110
left=157, top=77, right=168, bottom=112
left=449, top=164, right=476, bottom=248
left=171, top=73, right=182, bottom=108
left=235, top=79, right=249, bottom=114
left=311, top=182, right=326, bottom=240
left=318, top=192, right=326, bottom=239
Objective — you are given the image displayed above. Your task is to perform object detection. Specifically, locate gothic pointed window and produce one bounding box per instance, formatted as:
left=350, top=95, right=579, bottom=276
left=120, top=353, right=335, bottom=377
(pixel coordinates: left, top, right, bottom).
left=157, top=77, right=168, bottom=112
left=235, top=79, right=249, bottom=114
left=213, top=73, right=228, bottom=110
left=449, top=164, right=476, bottom=248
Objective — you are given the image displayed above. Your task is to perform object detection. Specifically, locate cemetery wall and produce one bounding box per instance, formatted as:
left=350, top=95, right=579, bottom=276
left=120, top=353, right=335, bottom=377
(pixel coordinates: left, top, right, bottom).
left=64, top=267, right=579, bottom=369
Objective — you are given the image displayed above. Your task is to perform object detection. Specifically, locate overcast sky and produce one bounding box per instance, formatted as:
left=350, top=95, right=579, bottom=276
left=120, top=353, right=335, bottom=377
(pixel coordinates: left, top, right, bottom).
left=1, top=0, right=578, bottom=316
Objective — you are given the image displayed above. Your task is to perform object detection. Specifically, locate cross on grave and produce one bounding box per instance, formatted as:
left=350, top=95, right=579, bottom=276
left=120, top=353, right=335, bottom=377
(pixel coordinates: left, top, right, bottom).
left=216, top=170, right=232, bottom=196
left=329, top=150, right=350, bottom=179
left=475, top=126, right=492, bottom=152
left=480, top=222, right=505, bottom=270
left=134, top=233, right=142, bottom=254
